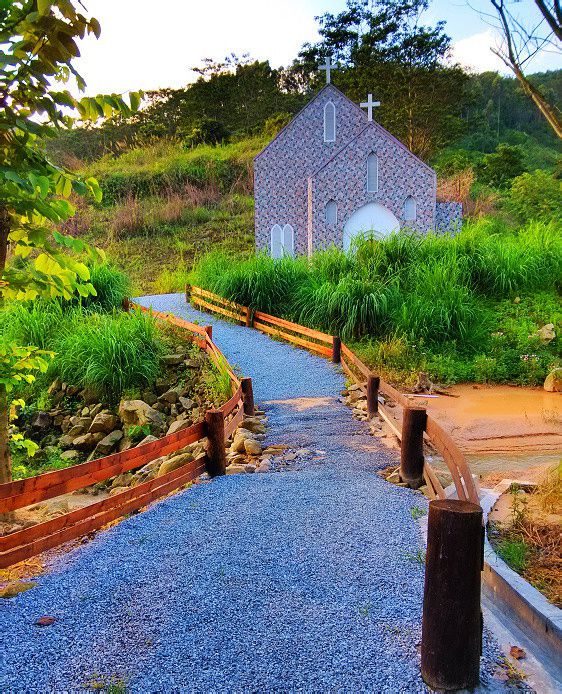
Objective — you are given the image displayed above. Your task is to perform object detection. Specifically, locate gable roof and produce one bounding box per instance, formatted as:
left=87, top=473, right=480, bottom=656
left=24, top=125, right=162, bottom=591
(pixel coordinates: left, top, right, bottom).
left=253, top=84, right=339, bottom=162
left=311, top=120, right=436, bottom=179
left=254, top=83, right=435, bottom=177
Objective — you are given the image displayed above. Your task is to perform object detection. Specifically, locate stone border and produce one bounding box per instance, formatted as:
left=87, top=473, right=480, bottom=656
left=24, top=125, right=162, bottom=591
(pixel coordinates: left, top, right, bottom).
left=480, top=490, right=562, bottom=663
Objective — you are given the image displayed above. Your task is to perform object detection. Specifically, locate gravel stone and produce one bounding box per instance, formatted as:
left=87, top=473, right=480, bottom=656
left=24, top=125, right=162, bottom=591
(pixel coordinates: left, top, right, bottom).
left=0, top=293, right=518, bottom=693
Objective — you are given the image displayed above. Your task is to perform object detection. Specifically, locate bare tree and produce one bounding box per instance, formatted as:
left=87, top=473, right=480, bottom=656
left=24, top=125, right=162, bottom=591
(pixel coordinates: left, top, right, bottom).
left=482, top=1, right=561, bottom=138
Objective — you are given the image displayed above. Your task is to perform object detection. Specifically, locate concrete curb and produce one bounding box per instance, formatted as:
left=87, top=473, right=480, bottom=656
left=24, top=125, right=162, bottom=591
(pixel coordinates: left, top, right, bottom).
left=480, top=489, right=562, bottom=666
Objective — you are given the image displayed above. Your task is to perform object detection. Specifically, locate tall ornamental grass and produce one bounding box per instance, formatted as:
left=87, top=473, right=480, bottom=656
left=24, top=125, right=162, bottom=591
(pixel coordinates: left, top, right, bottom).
left=52, top=310, right=163, bottom=401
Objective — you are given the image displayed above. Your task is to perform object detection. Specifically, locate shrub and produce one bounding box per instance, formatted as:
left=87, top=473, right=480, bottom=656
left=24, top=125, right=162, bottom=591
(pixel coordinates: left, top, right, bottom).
left=509, top=170, right=562, bottom=223
left=1, top=300, right=65, bottom=349
left=476, top=144, right=525, bottom=188
left=51, top=310, right=163, bottom=401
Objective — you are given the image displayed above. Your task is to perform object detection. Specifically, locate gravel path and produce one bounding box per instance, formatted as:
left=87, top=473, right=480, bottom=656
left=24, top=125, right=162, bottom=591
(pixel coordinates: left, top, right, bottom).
left=0, top=294, right=513, bottom=693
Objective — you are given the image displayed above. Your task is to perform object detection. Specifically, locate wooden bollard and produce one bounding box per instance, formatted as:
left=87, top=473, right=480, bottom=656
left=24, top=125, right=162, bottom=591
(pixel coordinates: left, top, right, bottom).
left=421, top=499, right=483, bottom=691
left=204, top=325, right=213, bottom=341
left=332, top=336, right=341, bottom=363
left=366, top=375, right=380, bottom=417
left=185, top=283, right=191, bottom=303
left=241, top=377, right=255, bottom=416
left=204, top=409, right=226, bottom=477
left=399, top=406, right=426, bottom=489
left=122, top=297, right=130, bottom=312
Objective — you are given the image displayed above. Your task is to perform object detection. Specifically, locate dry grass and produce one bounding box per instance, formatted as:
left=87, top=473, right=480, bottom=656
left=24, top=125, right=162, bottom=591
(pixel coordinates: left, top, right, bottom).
left=437, top=169, right=499, bottom=218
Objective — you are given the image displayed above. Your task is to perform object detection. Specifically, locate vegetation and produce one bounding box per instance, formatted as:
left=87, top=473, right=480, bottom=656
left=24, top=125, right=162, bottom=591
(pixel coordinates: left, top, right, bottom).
left=190, top=222, right=561, bottom=387
left=0, top=1, right=140, bottom=484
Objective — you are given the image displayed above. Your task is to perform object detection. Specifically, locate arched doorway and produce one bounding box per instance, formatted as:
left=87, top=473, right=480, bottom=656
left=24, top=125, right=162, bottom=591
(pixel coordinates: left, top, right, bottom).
left=342, top=203, right=400, bottom=252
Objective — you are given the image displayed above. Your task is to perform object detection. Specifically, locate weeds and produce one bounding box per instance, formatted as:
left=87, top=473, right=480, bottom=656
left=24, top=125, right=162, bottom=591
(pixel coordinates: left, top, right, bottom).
left=410, top=506, right=427, bottom=520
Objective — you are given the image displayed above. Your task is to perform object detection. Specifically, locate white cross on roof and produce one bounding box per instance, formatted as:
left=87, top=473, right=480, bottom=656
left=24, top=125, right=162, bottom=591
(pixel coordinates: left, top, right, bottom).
left=319, top=56, right=336, bottom=85
left=360, top=93, right=381, bottom=121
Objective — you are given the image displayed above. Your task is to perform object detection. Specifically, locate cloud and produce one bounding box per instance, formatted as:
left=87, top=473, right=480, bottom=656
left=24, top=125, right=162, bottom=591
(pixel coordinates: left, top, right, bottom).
left=450, top=29, right=506, bottom=74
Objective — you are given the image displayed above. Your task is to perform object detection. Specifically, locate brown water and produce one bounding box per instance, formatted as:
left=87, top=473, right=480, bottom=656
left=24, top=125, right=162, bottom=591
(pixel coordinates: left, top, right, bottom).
left=422, top=384, right=561, bottom=483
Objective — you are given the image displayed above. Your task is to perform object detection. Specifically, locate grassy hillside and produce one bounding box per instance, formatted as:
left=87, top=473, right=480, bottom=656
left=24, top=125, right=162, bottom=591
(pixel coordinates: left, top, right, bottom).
left=66, top=138, right=264, bottom=293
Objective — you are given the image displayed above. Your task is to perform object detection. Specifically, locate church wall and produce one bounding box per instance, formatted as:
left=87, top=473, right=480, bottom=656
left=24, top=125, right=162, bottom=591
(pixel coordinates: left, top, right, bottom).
left=435, top=202, right=463, bottom=234
left=310, top=126, right=437, bottom=250
left=254, top=85, right=366, bottom=255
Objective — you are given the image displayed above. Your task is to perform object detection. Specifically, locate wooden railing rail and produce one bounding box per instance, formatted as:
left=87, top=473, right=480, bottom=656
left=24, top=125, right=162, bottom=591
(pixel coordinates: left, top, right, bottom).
left=0, top=301, right=247, bottom=569
left=188, top=285, right=479, bottom=506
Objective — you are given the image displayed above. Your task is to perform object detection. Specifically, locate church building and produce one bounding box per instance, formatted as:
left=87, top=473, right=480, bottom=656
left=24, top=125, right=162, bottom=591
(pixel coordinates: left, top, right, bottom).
left=254, top=59, right=461, bottom=258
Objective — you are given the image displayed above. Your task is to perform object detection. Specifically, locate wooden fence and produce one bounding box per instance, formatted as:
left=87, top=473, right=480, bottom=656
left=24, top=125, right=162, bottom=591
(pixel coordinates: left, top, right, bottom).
left=0, top=303, right=247, bottom=569
left=187, top=286, right=479, bottom=505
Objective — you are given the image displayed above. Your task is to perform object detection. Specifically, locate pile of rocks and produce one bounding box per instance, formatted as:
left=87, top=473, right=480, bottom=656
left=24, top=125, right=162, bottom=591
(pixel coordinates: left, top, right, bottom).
left=341, top=383, right=369, bottom=421
left=225, top=411, right=273, bottom=474
left=18, top=346, right=217, bottom=464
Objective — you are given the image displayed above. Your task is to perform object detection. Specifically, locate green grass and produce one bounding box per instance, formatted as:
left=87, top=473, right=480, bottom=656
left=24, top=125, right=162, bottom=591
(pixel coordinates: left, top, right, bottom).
left=51, top=310, right=164, bottom=402
left=189, top=220, right=562, bottom=386
left=496, top=538, right=529, bottom=573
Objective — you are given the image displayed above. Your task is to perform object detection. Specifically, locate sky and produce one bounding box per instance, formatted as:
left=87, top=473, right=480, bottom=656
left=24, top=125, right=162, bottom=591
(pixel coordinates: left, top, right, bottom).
left=73, top=0, right=562, bottom=96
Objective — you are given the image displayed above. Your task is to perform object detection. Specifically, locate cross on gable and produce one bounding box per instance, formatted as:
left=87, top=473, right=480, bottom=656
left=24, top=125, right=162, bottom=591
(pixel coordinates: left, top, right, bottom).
left=360, top=93, right=381, bottom=121
left=319, top=56, right=336, bottom=85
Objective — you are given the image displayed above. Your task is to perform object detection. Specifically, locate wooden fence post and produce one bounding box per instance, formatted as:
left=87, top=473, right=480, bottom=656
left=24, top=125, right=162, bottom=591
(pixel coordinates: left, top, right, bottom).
left=122, top=297, right=130, bottom=312
left=421, top=499, right=483, bottom=691
left=245, top=307, right=253, bottom=328
left=332, top=336, right=341, bottom=363
left=204, top=325, right=213, bottom=341
left=241, top=377, right=255, bottom=416
left=185, top=284, right=191, bottom=303
left=205, top=409, right=226, bottom=477
left=366, top=375, right=380, bottom=418
left=399, top=407, right=426, bottom=489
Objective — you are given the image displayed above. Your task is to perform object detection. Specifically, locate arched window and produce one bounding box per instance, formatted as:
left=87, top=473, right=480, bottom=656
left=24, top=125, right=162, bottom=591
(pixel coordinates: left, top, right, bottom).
left=325, top=200, right=337, bottom=226
left=324, top=102, right=335, bottom=142
left=404, top=196, right=417, bottom=222
left=367, top=153, right=378, bottom=192
left=271, top=224, right=283, bottom=259
left=282, top=224, right=295, bottom=256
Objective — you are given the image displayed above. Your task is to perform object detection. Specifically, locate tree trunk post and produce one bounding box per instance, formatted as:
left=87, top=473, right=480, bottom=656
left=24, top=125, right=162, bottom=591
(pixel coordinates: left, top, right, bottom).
left=185, top=284, right=191, bottom=304
left=421, top=499, right=483, bottom=691
left=332, top=336, right=341, bottom=364
left=0, top=207, right=12, bottom=487
left=399, top=406, right=426, bottom=489
left=366, top=375, right=380, bottom=418
left=245, top=307, right=253, bottom=328
left=122, top=297, right=130, bottom=312
left=241, top=377, right=255, bottom=416
left=204, top=409, right=226, bottom=477
left=204, top=325, right=212, bottom=342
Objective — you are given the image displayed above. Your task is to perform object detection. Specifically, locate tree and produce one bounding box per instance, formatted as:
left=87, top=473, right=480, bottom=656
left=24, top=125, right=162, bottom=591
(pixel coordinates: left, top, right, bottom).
left=290, top=0, right=468, bottom=159
left=476, top=143, right=526, bottom=186
left=0, top=1, right=140, bottom=485
left=481, top=0, right=561, bottom=138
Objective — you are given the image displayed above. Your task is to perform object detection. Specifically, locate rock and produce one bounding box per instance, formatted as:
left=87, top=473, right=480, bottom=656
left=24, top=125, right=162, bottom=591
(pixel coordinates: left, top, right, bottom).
left=179, top=397, right=196, bottom=411
left=137, top=459, right=163, bottom=475
left=89, top=403, right=103, bottom=418
left=241, top=417, right=266, bottom=434
left=158, top=388, right=180, bottom=404
left=60, top=450, right=80, bottom=461
left=72, top=432, right=104, bottom=452
left=155, top=377, right=176, bottom=395
left=65, top=385, right=80, bottom=397
left=245, top=464, right=256, bottom=473
left=89, top=413, right=118, bottom=434
left=162, top=354, right=184, bottom=366
left=47, top=379, right=62, bottom=396
left=59, top=435, right=76, bottom=449
left=166, top=416, right=192, bottom=436
left=256, top=461, right=271, bottom=473
left=77, top=416, right=93, bottom=430
left=244, top=439, right=262, bottom=456
left=60, top=416, right=71, bottom=433
left=348, top=390, right=365, bottom=404
left=143, top=392, right=158, bottom=406
left=93, top=430, right=124, bottom=456
left=112, top=473, right=133, bottom=488
left=31, top=411, right=52, bottom=431
left=137, top=435, right=159, bottom=447
left=157, top=452, right=194, bottom=477
left=513, top=296, right=521, bottom=304
left=544, top=368, right=562, bottom=392
left=226, top=464, right=247, bottom=475
left=537, top=323, right=556, bottom=343
left=81, top=407, right=90, bottom=417
left=66, top=424, right=85, bottom=439
left=109, top=486, right=129, bottom=497
left=231, top=432, right=249, bottom=453
left=118, top=399, right=166, bottom=433
left=80, top=387, right=99, bottom=405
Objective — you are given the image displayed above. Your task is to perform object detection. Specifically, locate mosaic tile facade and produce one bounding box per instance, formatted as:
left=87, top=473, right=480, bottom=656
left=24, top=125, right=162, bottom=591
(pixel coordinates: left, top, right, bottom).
left=435, top=202, right=463, bottom=234
left=254, top=84, right=452, bottom=255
